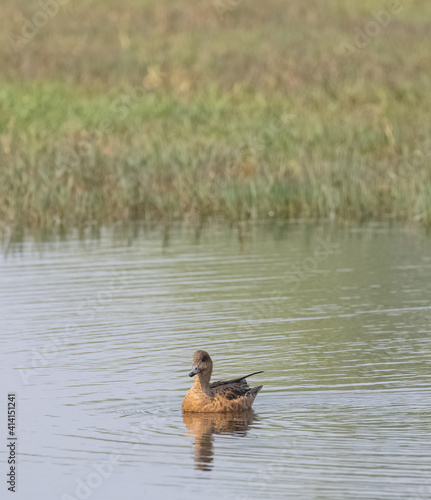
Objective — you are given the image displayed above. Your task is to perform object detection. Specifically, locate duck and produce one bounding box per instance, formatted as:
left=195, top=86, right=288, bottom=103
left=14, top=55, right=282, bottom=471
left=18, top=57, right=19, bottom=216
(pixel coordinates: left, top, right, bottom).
left=182, top=350, right=263, bottom=413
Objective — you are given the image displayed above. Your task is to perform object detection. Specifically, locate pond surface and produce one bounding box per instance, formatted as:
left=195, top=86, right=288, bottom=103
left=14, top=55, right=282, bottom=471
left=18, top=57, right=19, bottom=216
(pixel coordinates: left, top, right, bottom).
left=1, top=223, right=431, bottom=500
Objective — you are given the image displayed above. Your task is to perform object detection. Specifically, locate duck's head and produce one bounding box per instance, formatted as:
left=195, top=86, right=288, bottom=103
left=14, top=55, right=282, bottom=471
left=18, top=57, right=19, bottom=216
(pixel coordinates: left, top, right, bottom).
left=189, top=350, right=213, bottom=378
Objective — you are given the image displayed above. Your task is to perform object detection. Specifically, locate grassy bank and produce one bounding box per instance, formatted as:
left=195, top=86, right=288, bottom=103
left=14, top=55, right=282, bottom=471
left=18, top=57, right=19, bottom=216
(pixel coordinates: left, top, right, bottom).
left=1, top=0, right=431, bottom=227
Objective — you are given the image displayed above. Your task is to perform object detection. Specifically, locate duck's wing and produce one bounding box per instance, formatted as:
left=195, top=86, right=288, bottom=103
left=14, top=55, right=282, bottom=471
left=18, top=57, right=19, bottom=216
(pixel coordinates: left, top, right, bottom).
left=211, top=381, right=255, bottom=400
left=210, top=371, right=263, bottom=390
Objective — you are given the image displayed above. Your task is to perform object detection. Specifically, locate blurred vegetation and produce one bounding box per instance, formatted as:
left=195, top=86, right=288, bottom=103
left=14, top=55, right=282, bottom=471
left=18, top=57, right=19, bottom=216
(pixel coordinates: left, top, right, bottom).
left=1, top=0, right=431, bottom=228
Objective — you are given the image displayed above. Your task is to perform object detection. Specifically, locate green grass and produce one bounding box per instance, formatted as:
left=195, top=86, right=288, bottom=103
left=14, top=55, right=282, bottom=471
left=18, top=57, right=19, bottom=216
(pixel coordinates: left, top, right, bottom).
left=1, top=0, right=431, bottom=228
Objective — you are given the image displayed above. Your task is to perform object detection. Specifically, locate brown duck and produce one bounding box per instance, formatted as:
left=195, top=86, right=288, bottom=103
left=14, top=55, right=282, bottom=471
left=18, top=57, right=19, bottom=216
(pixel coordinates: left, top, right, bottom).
left=182, top=350, right=263, bottom=413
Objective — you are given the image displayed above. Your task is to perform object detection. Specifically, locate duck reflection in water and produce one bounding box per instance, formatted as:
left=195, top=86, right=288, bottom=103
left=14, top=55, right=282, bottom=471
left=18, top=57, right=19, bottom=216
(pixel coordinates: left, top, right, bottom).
left=183, top=410, right=257, bottom=471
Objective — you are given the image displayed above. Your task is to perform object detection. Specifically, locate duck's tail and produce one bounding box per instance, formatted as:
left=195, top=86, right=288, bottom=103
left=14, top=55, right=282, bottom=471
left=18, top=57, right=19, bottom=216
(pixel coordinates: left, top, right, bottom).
left=250, top=385, right=263, bottom=396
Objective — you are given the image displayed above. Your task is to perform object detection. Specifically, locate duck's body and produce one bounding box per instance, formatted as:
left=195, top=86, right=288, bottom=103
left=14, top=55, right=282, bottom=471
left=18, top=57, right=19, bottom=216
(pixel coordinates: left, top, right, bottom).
left=182, top=350, right=263, bottom=413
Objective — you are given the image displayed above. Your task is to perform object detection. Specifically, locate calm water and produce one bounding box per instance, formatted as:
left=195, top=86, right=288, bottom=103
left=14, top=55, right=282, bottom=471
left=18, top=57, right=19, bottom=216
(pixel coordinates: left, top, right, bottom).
left=1, top=223, right=431, bottom=500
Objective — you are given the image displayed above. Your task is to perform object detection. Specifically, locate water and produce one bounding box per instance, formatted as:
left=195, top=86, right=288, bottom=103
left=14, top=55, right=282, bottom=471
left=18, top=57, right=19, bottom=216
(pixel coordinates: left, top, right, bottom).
left=1, top=223, right=430, bottom=500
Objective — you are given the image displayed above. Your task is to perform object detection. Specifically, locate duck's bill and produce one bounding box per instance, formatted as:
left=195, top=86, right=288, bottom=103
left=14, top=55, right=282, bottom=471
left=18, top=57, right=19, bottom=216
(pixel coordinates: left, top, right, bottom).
left=189, top=365, right=200, bottom=377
